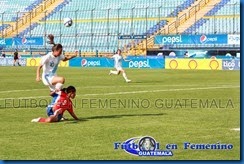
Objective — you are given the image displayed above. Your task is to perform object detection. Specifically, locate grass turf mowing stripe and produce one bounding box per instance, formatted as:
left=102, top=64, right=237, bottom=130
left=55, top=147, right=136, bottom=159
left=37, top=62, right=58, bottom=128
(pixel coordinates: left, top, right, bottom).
left=0, top=85, right=239, bottom=100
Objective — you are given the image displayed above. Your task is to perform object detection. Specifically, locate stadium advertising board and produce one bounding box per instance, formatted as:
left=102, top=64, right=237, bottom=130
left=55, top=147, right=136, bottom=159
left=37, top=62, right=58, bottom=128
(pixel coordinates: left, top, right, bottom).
left=70, top=58, right=114, bottom=67
left=0, top=58, right=27, bottom=66
left=0, top=37, right=43, bottom=47
left=12, top=37, right=44, bottom=46
left=147, top=50, right=240, bottom=58
left=154, top=34, right=228, bottom=45
left=222, top=59, right=240, bottom=70
left=165, top=59, right=222, bottom=70
left=0, top=38, right=13, bottom=48
left=125, top=58, right=165, bottom=69
left=227, top=34, right=240, bottom=45
left=118, top=35, right=147, bottom=39
left=69, top=57, right=165, bottom=69
left=26, top=58, right=69, bottom=67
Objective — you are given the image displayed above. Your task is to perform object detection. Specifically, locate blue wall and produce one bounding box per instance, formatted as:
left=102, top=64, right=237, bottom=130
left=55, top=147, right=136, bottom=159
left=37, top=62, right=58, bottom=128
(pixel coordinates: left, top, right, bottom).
left=69, top=57, right=165, bottom=69
left=154, top=34, right=228, bottom=45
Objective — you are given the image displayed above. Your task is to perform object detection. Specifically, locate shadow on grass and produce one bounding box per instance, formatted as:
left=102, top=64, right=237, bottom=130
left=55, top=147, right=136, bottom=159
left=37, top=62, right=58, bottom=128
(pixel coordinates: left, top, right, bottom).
left=84, top=113, right=166, bottom=120
left=63, top=113, right=165, bottom=124
left=63, top=118, right=89, bottom=124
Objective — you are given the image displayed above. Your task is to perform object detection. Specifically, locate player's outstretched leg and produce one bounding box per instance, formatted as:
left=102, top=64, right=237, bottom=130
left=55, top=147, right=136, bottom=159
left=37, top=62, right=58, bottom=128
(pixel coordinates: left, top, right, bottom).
left=121, top=70, right=131, bottom=83
left=109, top=70, right=119, bottom=75
left=31, top=114, right=59, bottom=123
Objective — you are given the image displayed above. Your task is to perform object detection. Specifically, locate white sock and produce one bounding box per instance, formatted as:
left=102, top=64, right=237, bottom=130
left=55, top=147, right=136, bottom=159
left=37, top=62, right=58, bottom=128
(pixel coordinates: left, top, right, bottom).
left=49, top=85, right=56, bottom=92
left=31, top=117, right=41, bottom=122
left=55, top=83, right=63, bottom=91
left=110, top=70, right=119, bottom=75
left=122, top=72, right=128, bottom=81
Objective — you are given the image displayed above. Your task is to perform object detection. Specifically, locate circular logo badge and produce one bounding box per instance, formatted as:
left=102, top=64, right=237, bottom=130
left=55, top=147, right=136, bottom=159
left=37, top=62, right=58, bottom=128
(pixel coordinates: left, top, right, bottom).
left=81, top=59, right=87, bottom=67
left=209, top=60, right=219, bottom=70
left=188, top=60, right=198, bottom=70
left=169, top=59, right=178, bottom=69
left=30, top=58, right=37, bottom=66
left=138, top=137, right=156, bottom=151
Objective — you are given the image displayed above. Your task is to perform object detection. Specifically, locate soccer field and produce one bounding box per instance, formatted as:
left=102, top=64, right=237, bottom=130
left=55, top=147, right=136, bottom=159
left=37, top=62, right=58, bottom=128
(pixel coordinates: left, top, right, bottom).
left=0, top=67, right=240, bottom=160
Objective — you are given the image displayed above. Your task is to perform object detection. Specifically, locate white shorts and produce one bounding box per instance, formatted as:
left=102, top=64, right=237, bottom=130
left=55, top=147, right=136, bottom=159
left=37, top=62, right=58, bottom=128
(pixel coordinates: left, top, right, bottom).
left=42, top=74, right=55, bottom=91
left=115, top=66, right=123, bottom=71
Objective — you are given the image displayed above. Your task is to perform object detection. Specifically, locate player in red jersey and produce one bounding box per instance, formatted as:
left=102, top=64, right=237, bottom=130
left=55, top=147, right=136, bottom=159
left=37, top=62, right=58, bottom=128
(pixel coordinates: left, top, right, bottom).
left=31, top=86, right=79, bottom=123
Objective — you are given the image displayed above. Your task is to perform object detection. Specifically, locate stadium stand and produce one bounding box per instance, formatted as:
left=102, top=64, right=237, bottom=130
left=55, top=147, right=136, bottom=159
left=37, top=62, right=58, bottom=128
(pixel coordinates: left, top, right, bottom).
left=0, top=0, right=36, bottom=21
left=184, top=0, right=240, bottom=34
left=0, top=0, right=240, bottom=55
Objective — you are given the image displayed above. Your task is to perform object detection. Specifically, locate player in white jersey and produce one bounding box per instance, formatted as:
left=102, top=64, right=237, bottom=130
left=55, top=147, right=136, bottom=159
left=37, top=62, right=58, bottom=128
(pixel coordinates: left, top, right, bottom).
left=109, top=49, right=131, bottom=83
left=36, top=34, right=77, bottom=92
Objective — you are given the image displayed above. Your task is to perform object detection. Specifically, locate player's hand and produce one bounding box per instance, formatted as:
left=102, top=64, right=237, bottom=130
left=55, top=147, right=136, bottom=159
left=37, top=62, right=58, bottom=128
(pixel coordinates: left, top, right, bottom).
left=36, top=77, right=41, bottom=82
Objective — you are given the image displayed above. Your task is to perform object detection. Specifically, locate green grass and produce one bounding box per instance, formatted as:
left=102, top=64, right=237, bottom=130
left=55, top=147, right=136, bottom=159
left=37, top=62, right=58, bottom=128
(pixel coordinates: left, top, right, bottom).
left=0, top=67, right=240, bottom=160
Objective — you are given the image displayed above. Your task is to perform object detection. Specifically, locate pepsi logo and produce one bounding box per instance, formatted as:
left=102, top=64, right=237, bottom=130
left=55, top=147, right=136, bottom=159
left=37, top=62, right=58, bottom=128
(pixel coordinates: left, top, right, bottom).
left=22, top=37, right=27, bottom=44
left=200, top=35, right=207, bottom=43
left=81, top=59, right=87, bottom=67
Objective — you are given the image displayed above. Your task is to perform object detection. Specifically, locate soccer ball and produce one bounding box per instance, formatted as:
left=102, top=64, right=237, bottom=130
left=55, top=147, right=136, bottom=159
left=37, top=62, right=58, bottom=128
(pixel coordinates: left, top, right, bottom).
left=63, top=17, right=73, bottom=27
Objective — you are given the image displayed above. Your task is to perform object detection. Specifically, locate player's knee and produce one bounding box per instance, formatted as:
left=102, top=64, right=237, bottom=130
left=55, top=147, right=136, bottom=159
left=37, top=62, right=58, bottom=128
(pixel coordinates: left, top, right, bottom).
left=60, top=77, right=65, bottom=84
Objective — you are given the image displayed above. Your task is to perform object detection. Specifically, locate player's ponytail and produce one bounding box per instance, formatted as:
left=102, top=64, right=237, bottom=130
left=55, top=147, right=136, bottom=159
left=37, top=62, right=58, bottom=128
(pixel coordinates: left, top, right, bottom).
left=61, top=86, right=76, bottom=93
left=47, top=34, right=63, bottom=52
left=67, top=86, right=76, bottom=93
left=48, top=34, right=55, bottom=45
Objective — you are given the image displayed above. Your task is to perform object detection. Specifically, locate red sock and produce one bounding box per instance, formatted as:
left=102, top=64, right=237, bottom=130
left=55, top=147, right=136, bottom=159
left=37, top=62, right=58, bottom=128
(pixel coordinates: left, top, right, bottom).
left=38, top=118, right=46, bottom=122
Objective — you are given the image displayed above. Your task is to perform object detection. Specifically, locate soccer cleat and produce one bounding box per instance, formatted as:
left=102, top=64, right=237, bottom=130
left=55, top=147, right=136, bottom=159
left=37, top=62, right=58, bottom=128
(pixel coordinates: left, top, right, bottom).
left=61, top=116, right=68, bottom=121
left=31, top=117, right=41, bottom=122
left=109, top=70, right=112, bottom=75
left=126, top=79, right=131, bottom=83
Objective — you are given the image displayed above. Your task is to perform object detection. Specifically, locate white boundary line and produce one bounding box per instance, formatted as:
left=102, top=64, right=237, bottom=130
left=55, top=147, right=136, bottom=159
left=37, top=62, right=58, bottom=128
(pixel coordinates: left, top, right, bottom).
left=0, top=85, right=239, bottom=100
left=0, top=89, right=47, bottom=94
left=0, top=84, right=239, bottom=94
left=83, top=86, right=240, bottom=96
left=0, top=96, right=50, bottom=100
left=231, top=128, right=240, bottom=131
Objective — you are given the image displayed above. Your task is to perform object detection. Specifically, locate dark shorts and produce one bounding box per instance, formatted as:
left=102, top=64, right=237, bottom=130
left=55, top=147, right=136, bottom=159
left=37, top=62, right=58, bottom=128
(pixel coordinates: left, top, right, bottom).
left=47, top=106, right=54, bottom=116
left=57, top=114, right=63, bottom=122
left=46, top=106, right=63, bottom=122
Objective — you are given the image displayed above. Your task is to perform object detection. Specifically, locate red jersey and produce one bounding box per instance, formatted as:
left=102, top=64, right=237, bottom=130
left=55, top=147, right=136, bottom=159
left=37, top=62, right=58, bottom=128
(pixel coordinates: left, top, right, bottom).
left=53, top=91, right=73, bottom=115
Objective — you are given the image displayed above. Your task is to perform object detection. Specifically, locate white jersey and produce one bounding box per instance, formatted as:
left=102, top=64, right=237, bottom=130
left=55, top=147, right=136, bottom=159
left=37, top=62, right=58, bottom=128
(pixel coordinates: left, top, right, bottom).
left=112, top=54, right=123, bottom=68
left=40, top=52, right=65, bottom=76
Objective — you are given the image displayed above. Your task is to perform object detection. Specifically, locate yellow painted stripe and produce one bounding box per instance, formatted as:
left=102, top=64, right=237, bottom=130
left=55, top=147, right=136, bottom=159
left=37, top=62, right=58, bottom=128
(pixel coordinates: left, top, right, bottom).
left=203, top=15, right=240, bottom=19
left=4, top=17, right=173, bottom=24
left=5, top=14, right=239, bottom=24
